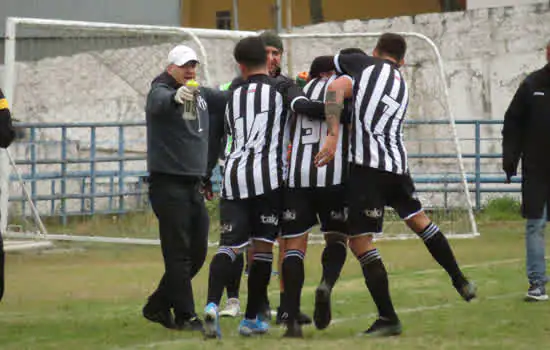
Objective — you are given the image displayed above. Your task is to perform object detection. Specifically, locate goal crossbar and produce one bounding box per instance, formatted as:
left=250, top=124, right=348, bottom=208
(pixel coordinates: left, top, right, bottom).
left=1, top=17, right=479, bottom=246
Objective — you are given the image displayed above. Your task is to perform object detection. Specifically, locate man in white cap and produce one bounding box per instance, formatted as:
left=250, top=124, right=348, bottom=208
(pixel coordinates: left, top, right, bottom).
left=142, top=45, right=227, bottom=332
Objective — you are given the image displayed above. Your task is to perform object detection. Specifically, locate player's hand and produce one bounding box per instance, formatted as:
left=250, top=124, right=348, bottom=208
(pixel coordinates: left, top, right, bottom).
left=314, top=135, right=338, bottom=167
left=295, top=71, right=309, bottom=88
left=174, top=86, right=195, bottom=104
left=201, top=180, right=215, bottom=201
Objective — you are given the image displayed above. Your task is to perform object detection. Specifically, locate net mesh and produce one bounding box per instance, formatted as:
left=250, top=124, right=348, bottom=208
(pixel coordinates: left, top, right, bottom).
left=2, top=19, right=477, bottom=245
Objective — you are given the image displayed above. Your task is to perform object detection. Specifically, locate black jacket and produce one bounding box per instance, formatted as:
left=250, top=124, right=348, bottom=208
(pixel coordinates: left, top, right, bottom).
left=0, top=89, right=15, bottom=148
left=145, top=72, right=227, bottom=180
left=502, top=64, right=550, bottom=177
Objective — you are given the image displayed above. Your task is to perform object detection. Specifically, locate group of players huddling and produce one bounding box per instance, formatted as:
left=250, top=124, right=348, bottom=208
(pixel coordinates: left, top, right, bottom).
left=205, top=31, right=477, bottom=339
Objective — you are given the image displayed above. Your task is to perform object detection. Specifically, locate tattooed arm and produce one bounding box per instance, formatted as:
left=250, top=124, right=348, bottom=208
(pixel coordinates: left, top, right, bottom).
left=314, top=76, right=353, bottom=167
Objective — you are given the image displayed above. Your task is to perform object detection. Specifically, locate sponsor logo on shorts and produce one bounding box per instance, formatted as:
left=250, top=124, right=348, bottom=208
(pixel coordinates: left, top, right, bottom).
left=364, top=208, right=383, bottom=218
left=260, top=214, right=279, bottom=226
left=220, top=223, right=233, bottom=234
left=330, top=208, right=348, bottom=221
left=282, top=209, right=297, bottom=221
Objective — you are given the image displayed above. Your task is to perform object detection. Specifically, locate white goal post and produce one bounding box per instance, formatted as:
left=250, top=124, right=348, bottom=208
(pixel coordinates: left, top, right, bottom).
left=1, top=16, right=479, bottom=246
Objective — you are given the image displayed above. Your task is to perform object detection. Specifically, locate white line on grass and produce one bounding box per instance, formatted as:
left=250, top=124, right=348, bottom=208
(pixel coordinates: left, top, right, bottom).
left=409, top=256, right=549, bottom=276
left=331, top=292, right=523, bottom=325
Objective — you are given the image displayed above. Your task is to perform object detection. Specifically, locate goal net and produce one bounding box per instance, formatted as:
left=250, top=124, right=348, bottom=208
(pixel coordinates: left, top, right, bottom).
left=1, top=17, right=477, bottom=247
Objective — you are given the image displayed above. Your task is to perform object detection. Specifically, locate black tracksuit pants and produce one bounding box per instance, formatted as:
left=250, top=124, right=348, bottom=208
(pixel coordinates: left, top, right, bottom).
left=147, top=173, right=209, bottom=320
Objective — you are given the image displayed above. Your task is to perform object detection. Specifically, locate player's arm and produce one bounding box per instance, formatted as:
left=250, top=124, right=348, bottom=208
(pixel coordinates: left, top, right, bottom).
left=502, top=79, right=529, bottom=183
left=277, top=79, right=325, bottom=118
left=313, top=76, right=352, bottom=167
left=0, top=89, right=16, bottom=148
left=145, top=83, right=179, bottom=116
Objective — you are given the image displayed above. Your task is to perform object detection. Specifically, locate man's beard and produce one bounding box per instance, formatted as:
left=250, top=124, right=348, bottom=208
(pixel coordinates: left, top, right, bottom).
left=270, top=65, right=282, bottom=77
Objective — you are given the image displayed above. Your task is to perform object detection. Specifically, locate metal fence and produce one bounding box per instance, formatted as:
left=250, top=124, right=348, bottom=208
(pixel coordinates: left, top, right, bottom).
left=6, top=119, right=516, bottom=225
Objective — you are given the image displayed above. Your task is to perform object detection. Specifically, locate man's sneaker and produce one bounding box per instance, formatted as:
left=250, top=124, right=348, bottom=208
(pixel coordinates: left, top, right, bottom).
left=219, top=298, right=241, bottom=318
left=314, top=282, right=332, bottom=330
left=454, top=280, right=477, bottom=302
left=176, top=316, right=205, bottom=332
left=283, top=320, right=303, bottom=338
left=362, top=318, right=402, bottom=337
left=238, top=318, right=269, bottom=336
left=204, top=303, right=221, bottom=339
left=142, top=302, right=176, bottom=329
left=525, top=284, right=549, bottom=302
left=276, top=307, right=312, bottom=325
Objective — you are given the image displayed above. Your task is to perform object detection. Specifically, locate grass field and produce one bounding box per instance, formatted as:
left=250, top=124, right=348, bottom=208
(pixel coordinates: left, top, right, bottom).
left=1, top=217, right=549, bottom=350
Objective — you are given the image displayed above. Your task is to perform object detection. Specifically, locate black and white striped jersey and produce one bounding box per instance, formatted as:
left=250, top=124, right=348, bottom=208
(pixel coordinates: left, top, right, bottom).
left=221, top=74, right=308, bottom=200
left=288, top=75, right=351, bottom=188
left=335, top=53, right=410, bottom=174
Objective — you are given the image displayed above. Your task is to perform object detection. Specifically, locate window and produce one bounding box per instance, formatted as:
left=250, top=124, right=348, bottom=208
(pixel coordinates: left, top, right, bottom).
left=216, top=11, right=232, bottom=30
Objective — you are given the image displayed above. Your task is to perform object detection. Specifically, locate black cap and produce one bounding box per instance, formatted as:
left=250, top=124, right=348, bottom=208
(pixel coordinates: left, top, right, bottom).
left=309, top=56, right=336, bottom=78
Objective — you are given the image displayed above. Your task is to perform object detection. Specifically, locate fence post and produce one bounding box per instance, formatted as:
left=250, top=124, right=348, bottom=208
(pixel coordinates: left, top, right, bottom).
left=118, top=126, right=125, bottom=213
left=30, top=127, right=37, bottom=209
left=60, top=126, right=67, bottom=225
left=474, top=121, right=481, bottom=211
left=90, top=127, right=96, bottom=216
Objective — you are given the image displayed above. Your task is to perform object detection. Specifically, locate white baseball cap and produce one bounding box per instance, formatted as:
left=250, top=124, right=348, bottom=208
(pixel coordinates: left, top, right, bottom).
left=167, top=45, right=200, bottom=66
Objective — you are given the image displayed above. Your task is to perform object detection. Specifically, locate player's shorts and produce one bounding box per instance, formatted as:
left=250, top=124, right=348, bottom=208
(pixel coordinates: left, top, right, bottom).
left=219, top=189, right=282, bottom=248
left=281, top=185, right=348, bottom=238
left=347, top=164, right=423, bottom=236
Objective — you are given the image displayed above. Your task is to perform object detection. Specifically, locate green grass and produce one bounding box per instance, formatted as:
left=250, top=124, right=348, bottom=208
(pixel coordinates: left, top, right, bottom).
left=1, top=218, right=548, bottom=350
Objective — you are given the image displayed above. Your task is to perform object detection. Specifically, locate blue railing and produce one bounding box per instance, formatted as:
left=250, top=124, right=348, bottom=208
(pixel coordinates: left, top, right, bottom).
left=7, top=119, right=514, bottom=224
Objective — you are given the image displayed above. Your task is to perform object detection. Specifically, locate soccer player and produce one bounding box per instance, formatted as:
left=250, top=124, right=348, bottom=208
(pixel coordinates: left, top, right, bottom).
left=280, top=52, right=365, bottom=337
left=203, top=36, right=325, bottom=338
left=215, top=31, right=312, bottom=325
left=316, top=33, right=477, bottom=336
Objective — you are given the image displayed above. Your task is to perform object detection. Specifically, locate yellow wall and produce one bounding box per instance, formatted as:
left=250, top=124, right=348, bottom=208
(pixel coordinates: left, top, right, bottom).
left=181, top=0, right=442, bottom=30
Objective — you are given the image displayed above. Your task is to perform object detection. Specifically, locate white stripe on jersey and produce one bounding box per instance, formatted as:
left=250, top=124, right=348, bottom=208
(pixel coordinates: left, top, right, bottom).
left=353, top=66, right=375, bottom=166
left=300, top=144, right=313, bottom=187
left=268, top=93, right=283, bottom=190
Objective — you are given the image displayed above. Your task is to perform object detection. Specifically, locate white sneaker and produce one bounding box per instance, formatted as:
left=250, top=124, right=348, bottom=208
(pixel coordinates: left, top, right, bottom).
left=219, top=298, right=241, bottom=317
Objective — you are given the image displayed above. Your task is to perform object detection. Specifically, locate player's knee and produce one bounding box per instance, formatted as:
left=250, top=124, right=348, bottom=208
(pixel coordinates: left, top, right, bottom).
left=404, top=210, right=430, bottom=234
left=324, top=232, right=347, bottom=246
left=251, top=239, right=273, bottom=253
left=348, top=234, right=375, bottom=257
left=282, top=234, right=308, bottom=251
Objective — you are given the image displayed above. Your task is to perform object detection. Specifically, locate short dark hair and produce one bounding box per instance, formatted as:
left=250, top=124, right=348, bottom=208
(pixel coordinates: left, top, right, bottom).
left=375, top=33, right=407, bottom=61
left=340, top=47, right=366, bottom=56
left=309, top=56, right=336, bottom=79
left=259, top=31, right=284, bottom=52
left=234, top=36, right=267, bottom=68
